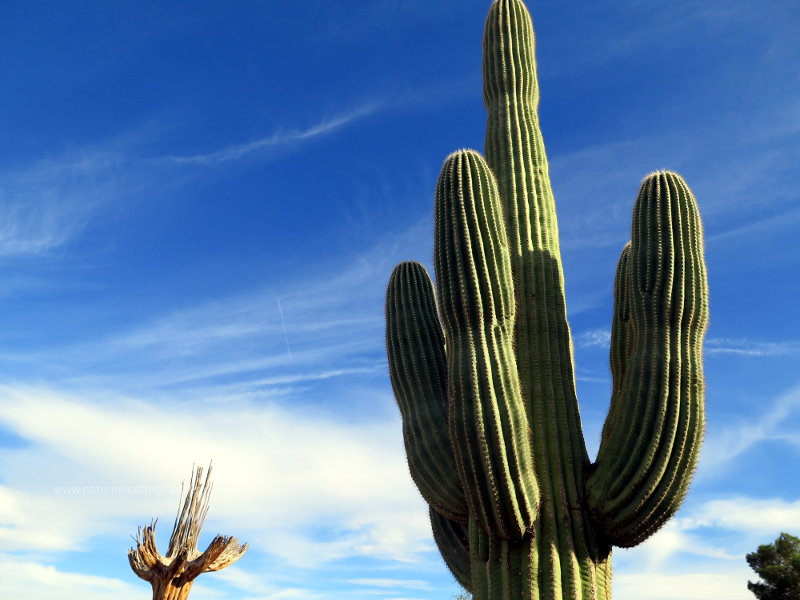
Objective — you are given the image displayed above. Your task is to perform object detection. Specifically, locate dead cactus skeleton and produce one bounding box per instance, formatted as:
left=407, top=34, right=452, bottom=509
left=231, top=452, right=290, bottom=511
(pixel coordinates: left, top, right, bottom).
left=128, top=465, right=247, bottom=600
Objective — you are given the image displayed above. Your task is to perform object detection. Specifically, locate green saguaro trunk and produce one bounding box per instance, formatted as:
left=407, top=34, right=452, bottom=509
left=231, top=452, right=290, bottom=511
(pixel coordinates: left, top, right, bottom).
left=385, top=1, right=709, bottom=599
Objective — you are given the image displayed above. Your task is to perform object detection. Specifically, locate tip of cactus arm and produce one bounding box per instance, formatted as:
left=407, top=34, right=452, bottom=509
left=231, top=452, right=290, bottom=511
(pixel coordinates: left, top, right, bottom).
left=444, top=148, right=483, bottom=162
left=640, top=169, right=684, bottom=183
left=490, top=0, right=526, bottom=8
left=389, top=261, right=431, bottom=281
left=392, top=260, right=426, bottom=271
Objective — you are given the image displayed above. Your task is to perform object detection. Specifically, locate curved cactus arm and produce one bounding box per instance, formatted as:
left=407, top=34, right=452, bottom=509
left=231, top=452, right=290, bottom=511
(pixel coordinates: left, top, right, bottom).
left=128, top=521, right=164, bottom=582
left=203, top=536, right=249, bottom=572
left=176, top=535, right=247, bottom=586
left=610, top=242, right=634, bottom=394
left=386, top=261, right=469, bottom=523
left=434, top=149, right=539, bottom=540
left=586, top=171, right=709, bottom=547
left=594, top=242, right=634, bottom=452
left=430, top=507, right=472, bottom=592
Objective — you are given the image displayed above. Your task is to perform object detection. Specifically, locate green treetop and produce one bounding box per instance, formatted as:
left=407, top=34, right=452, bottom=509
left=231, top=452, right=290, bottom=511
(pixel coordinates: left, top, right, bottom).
left=747, top=532, right=800, bottom=600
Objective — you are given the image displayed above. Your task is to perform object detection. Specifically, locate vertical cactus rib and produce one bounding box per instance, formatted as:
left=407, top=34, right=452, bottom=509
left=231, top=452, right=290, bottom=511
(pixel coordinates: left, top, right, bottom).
left=586, top=172, right=708, bottom=547
left=596, top=560, right=613, bottom=600
left=469, top=519, right=540, bottom=600
left=386, top=261, right=468, bottom=523
left=434, top=149, right=539, bottom=540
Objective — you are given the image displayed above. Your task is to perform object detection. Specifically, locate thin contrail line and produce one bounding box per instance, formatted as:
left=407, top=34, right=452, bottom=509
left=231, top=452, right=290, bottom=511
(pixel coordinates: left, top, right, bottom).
left=161, top=101, right=381, bottom=166
left=276, top=296, right=293, bottom=363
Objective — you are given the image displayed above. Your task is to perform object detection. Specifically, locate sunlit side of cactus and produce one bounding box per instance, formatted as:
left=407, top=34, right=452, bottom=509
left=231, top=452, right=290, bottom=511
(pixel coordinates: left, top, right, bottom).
left=385, top=1, right=709, bottom=598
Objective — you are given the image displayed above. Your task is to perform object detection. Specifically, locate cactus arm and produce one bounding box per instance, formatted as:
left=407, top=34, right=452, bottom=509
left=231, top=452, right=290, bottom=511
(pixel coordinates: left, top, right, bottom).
left=434, top=149, right=539, bottom=540
left=430, top=507, right=472, bottom=591
left=385, top=261, right=468, bottom=523
left=176, top=535, right=247, bottom=585
left=592, top=242, right=634, bottom=464
left=586, top=172, right=709, bottom=547
left=610, top=243, right=634, bottom=394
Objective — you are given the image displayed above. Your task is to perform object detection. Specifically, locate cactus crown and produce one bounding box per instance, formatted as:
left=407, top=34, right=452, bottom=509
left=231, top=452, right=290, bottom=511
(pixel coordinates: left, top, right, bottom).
left=385, top=1, right=708, bottom=599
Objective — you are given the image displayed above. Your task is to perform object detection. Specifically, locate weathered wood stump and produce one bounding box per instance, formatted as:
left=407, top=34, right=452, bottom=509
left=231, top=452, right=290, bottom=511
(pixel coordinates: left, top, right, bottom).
left=128, top=465, right=247, bottom=600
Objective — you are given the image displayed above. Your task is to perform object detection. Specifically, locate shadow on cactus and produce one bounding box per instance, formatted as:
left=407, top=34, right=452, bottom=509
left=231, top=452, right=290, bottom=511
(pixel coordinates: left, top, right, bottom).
left=385, top=1, right=709, bottom=598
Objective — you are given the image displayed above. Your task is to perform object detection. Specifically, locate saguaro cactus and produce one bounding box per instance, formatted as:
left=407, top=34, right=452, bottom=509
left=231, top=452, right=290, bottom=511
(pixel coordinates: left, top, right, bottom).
left=385, top=1, right=709, bottom=598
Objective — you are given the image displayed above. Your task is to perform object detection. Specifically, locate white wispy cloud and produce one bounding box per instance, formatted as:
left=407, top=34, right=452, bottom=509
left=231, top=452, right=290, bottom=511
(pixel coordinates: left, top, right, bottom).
left=548, top=11, right=799, bottom=256
left=0, top=214, right=439, bottom=594
left=160, top=102, right=382, bottom=166
left=320, top=0, right=465, bottom=43
left=7, top=378, right=781, bottom=600
left=574, top=330, right=800, bottom=358
left=679, top=497, right=800, bottom=534
left=623, top=522, right=730, bottom=577
left=347, top=578, right=432, bottom=590
left=705, top=337, right=800, bottom=357
left=0, top=555, right=142, bottom=600
left=634, top=495, right=800, bottom=568
left=613, top=493, right=800, bottom=600
left=550, top=139, right=651, bottom=252
left=708, top=206, right=800, bottom=245
left=0, top=142, right=134, bottom=259
left=701, top=382, right=800, bottom=473
left=211, top=564, right=324, bottom=600
left=0, top=216, right=427, bottom=399
left=614, top=570, right=753, bottom=600
left=0, top=98, right=388, bottom=264
left=0, top=384, right=430, bottom=565
left=575, top=328, right=611, bottom=349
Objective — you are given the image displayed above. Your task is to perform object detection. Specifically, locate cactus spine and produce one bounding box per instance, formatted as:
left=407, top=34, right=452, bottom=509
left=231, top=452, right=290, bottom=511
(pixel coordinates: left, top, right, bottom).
left=385, top=1, right=709, bottom=599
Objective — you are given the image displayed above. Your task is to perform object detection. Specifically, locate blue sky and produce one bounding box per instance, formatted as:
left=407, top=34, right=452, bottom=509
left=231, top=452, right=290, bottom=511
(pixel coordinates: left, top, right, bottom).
left=1, top=1, right=799, bottom=599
